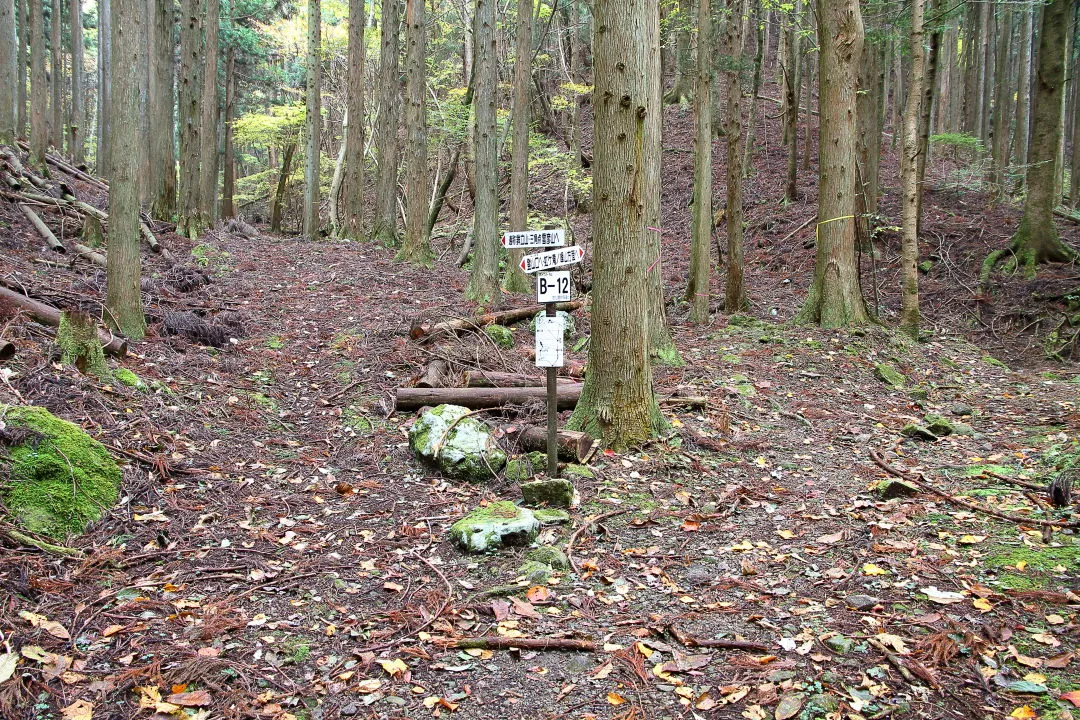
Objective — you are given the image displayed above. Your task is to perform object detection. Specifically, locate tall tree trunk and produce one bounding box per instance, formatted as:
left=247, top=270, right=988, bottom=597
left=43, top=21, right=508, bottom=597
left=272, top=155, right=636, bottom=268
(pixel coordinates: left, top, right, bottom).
left=220, top=45, right=235, bottom=219
left=742, top=0, right=764, bottom=176
left=341, top=0, right=365, bottom=238
left=69, top=0, right=83, bottom=161
left=797, top=0, right=869, bottom=326
left=915, top=3, right=939, bottom=229
left=29, top=0, right=45, bottom=171
left=1071, top=53, right=1080, bottom=209
left=1053, top=16, right=1073, bottom=206
left=503, top=0, right=531, bottom=292
left=686, top=0, right=712, bottom=324
left=0, top=0, right=15, bottom=144
left=371, top=0, right=400, bottom=244
left=148, top=0, right=176, bottom=220
left=1005, top=0, right=1074, bottom=268
left=96, top=0, right=109, bottom=173
left=1014, top=4, right=1033, bottom=180
left=270, top=141, right=295, bottom=233
left=176, top=0, right=204, bottom=238
left=723, top=0, right=747, bottom=313
left=200, top=0, right=219, bottom=224
left=49, top=0, right=60, bottom=150
left=856, top=31, right=882, bottom=221
left=899, top=0, right=926, bottom=337
left=567, top=0, right=663, bottom=450
left=107, top=0, right=145, bottom=339
left=663, top=0, right=691, bottom=104
left=978, top=3, right=994, bottom=143
left=989, top=7, right=1012, bottom=203
left=16, top=0, right=26, bottom=136
left=466, top=0, right=500, bottom=304
left=302, top=0, right=321, bottom=240
left=961, top=1, right=979, bottom=134
left=783, top=0, right=801, bottom=202
left=398, top=0, right=431, bottom=264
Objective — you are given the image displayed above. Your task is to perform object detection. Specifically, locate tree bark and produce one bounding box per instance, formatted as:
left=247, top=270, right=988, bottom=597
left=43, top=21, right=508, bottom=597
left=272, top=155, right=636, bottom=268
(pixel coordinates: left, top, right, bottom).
left=500, top=425, right=592, bottom=462
left=270, top=141, right=296, bottom=233
left=96, top=0, right=109, bottom=173
left=466, top=0, right=500, bottom=304
left=961, top=1, right=979, bottom=135
left=220, top=45, right=235, bottom=219
left=686, top=0, right=712, bottom=324
left=16, top=0, right=26, bottom=137
left=199, top=0, right=220, bottom=225
left=797, top=0, right=870, bottom=326
left=398, top=0, right=432, bottom=264
left=783, top=0, right=801, bottom=202
left=371, top=0, right=400, bottom=245
left=567, top=0, right=664, bottom=450
left=899, top=0, right=926, bottom=337
left=395, top=383, right=583, bottom=411
left=176, top=0, right=205, bottom=238
left=503, top=0, right=532, bottom=293
left=663, top=0, right=692, bottom=104
left=723, top=0, right=747, bottom=314
left=988, top=7, right=1012, bottom=204
left=29, top=0, right=45, bottom=171
left=106, top=0, right=145, bottom=340
left=0, top=0, right=15, bottom=144
left=302, top=0, right=321, bottom=240
left=341, top=0, right=365, bottom=238
left=148, top=0, right=176, bottom=220
left=1006, top=0, right=1074, bottom=268
left=69, top=0, right=83, bottom=162
left=1014, top=5, right=1033, bottom=182
left=49, top=0, right=60, bottom=151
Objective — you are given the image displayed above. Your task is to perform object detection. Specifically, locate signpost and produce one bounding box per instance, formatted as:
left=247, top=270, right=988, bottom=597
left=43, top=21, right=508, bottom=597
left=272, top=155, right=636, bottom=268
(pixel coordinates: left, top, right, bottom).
left=517, top=236, right=584, bottom=476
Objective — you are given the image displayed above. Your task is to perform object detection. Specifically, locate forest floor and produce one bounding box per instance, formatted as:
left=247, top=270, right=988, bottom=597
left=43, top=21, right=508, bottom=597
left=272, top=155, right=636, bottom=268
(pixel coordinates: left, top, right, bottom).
left=1, top=99, right=1080, bottom=720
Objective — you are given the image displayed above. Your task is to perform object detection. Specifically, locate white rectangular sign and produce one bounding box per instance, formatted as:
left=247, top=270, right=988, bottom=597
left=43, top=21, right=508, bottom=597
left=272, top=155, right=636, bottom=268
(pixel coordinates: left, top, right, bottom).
left=520, top=245, right=585, bottom=274
left=502, top=228, right=566, bottom=249
left=534, top=315, right=565, bottom=368
left=536, top=271, right=572, bottom=303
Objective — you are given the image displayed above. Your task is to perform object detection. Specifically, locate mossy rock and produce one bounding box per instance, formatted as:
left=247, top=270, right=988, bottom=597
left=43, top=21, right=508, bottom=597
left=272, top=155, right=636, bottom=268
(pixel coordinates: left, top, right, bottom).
left=917, top=260, right=934, bottom=274
left=924, top=414, right=955, bottom=437
left=563, top=463, right=594, bottom=479
left=901, top=424, right=939, bottom=441
left=0, top=405, right=121, bottom=538
left=504, top=456, right=535, bottom=483
left=873, top=479, right=919, bottom=499
left=526, top=545, right=570, bottom=570
left=729, top=373, right=756, bottom=397
left=519, top=559, right=553, bottom=584
left=408, top=404, right=507, bottom=483
left=874, top=363, right=907, bottom=389
left=533, top=508, right=571, bottom=525
left=522, top=478, right=577, bottom=508
left=529, top=311, right=576, bottom=339
left=448, top=501, right=539, bottom=553
left=484, top=324, right=514, bottom=349
left=114, top=368, right=147, bottom=390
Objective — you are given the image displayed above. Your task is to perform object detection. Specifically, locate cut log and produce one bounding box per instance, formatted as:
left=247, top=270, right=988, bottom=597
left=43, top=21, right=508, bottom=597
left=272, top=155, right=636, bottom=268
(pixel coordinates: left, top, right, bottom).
left=0, top=286, right=127, bottom=356
left=395, top=383, right=582, bottom=411
left=416, top=359, right=452, bottom=388
left=18, top=203, right=65, bottom=252
left=0, top=340, right=14, bottom=360
left=522, top=349, right=586, bottom=378
left=413, top=301, right=584, bottom=340
left=71, top=243, right=108, bottom=268
left=499, top=424, right=593, bottom=462
left=465, top=370, right=544, bottom=388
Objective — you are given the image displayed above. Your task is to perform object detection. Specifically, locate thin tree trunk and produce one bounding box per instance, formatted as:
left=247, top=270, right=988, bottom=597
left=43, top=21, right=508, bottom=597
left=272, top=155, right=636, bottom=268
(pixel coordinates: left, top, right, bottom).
left=798, top=0, right=869, bottom=326
left=567, top=0, right=663, bottom=450
left=328, top=109, right=346, bottom=234
left=979, top=3, right=994, bottom=143
left=0, top=0, right=15, bottom=144
left=504, top=0, right=532, bottom=292
left=398, top=0, right=431, bottom=263
left=899, top=0, right=926, bottom=337
left=148, top=0, right=176, bottom=220
left=989, top=7, right=1012, bottom=203
left=16, top=0, right=26, bottom=136
left=270, top=141, right=295, bottom=233
left=466, top=0, right=500, bottom=304
left=341, top=0, right=365, bottom=238
left=69, top=0, right=83, bottom=162
left=686, top=0, right=711, bottom=324
left=1015, top=4, right=1033, bottom=178
left=724, top=0, right=747, bottom=313
left=176, top=0, right=204, bottom=238
left=742, top=0, right=764, bottom=177
left=220, top=45, right=235, bottom=218
left=664, top=0, right=692, bottom=104
left=29, top=0, right=46, bottom=171
left=961, top=2, right=979, bottom=134
left=1071, top=53, right=1080, bottom=208
left=49, top=0, right=61, bottom=150
left=371, top=0, right=400, bottom=244
left=783, top=0, right=801, bottom=202
left=302, top=0, right=320, bottom=240
left=915, top=3, right=939, bottom=229
left=107, top=0, right=145, bottom=339
left=200, top=0, right=219, bottom=224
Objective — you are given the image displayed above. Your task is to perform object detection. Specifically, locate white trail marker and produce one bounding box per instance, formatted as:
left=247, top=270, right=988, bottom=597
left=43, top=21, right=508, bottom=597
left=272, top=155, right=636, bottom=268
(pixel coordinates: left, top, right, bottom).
left=520, top=245, right=585, bottom=274
left=502, top=228, right=567, bottom=248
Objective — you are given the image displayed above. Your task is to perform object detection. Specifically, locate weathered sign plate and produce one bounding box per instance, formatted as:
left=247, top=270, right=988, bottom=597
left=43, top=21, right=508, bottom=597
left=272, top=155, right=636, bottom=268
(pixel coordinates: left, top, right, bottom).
left=520, top=245, right=584, bottom=274
left=502, top=228, right=566, bottom=249
left=534, top=315, right=565, bottom=368
left=536, top=271, right=572, bottom=303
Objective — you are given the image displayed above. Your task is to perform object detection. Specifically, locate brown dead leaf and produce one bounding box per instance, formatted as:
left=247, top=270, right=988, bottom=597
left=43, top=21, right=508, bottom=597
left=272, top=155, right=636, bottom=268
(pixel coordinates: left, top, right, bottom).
left=167, top=690, right=212, bottom=707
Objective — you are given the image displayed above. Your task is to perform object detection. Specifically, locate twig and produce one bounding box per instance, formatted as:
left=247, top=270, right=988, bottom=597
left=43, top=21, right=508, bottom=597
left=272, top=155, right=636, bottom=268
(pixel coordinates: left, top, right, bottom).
left=566, top=509, right=629, bottom=574
left=0, top=524, right=85, bottom=558
left=982, top=469, right=1047, bottom=492
left=323, top=378, right=363, bottom=403
left=867, top=637, right=939, bottom=689
left=668, top=624, right=770, bottom=652
left=870, top=450, right=1078, bottom=529
left=444, top=636, right=597, bottom=652
left=353, top=551, right=454, bottom=654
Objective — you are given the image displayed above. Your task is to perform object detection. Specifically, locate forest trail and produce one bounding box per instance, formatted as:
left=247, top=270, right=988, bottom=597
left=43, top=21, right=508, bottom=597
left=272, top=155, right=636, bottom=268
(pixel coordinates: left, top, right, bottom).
left=4, top=216, right=1078, bottom=718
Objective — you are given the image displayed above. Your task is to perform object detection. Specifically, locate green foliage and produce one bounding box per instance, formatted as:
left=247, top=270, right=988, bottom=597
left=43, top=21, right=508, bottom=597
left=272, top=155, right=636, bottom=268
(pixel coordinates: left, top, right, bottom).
left=233, top=103, right=306, bottom=150
left=529, top=131, right=592, bottom=201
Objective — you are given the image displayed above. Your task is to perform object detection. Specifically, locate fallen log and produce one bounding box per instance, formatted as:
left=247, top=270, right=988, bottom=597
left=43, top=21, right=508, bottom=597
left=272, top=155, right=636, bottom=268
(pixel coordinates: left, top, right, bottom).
left=0, top=286, right=127, bottom=356
left=413, top=301, right=584, bottom=340
left=19, top=203, right=65, bottom=252
left=465, top=370, right=544, bottom=388
left=71, top=242, right=107, bottom=268
left=395, top=382, right=582, bottom=411
left=0, top=340, right=14, bottom=360
left=522, top=349, right=586, bottom=378
left=416, top=359, right=452, bottom=388
left=499, top=424, right=592, bottom=462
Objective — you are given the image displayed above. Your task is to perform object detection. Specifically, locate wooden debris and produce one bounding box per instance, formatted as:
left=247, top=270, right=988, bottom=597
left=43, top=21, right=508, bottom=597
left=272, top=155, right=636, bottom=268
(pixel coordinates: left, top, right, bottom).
left=499, top=424, right=592, bottom=462
left=446, top=636, right=597, bottom=652
left=464, top=370, right=544, bottom=388
left=19, top=202, right=65, bottom=253
left=412, top=301, right=584, bottom=341
left=0, top=285, right=128, bottom=356
left=395, top=383, right=582, bottom=411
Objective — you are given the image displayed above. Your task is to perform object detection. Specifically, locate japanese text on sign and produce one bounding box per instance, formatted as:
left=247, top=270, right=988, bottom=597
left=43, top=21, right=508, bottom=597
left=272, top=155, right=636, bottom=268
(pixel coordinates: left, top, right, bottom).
left=520, top=245, right=585, bottom=274
left=502, top=228, right=567, bottom=249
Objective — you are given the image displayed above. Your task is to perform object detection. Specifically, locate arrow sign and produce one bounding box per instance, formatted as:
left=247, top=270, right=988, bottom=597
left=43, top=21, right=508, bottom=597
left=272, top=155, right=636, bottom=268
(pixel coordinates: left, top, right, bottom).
left=502, top=228, right=566, bottom=249
left=520, top=245, right=584, bottom=274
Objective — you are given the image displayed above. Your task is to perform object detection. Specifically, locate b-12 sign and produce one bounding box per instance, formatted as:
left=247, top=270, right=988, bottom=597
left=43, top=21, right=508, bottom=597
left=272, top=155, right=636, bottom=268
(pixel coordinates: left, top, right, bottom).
left=502, top=228, right=566, bottom=249
left=536, top=271, right=572, bottom=303
left=520, top=245, right=585, bottom=274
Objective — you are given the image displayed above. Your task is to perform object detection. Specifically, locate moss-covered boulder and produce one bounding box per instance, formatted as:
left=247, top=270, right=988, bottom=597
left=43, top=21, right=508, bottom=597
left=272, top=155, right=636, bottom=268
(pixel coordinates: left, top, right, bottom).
left=484, top=324, right=514, bottom=349
left=924, top=414, right=955, bottom=437
left=873, top=479, right=919, bottom=499
left=533, top=508, right=571, bottom=525
left=448, top=501, right=540, bottom=553
left=901, top=423, right=939, bottom=441
left=0, top=405, right=121, bottom=537
left=521, top=478, right=577, bottom=508
left=114, top=368, right=147, bottom=390
left=408, top=404, right=507, bottom=482
left=526, top=545, right=571, bottom=570
left=874, top=363, right=907, bottom=389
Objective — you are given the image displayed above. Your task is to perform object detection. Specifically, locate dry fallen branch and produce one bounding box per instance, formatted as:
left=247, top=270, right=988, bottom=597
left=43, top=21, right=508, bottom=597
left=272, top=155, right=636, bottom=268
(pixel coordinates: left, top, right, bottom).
left=412, top=301, right=584, bottom=341
left=444, top=636, right=597, bottom=652
left=0, top=285, right=128, bottom=356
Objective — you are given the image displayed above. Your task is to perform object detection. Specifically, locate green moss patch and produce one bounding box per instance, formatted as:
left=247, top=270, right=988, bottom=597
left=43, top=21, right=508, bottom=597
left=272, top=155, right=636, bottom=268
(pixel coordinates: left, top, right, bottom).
left=982, top=541, right=1078, bottom=590
left=0, top=405, right=121, bottom=537
left=114, top=368, right=147, bottom=390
